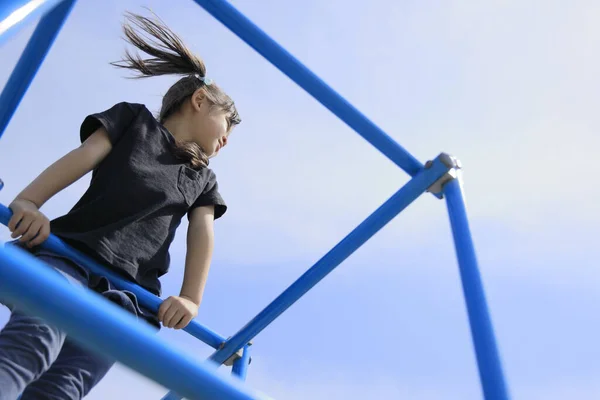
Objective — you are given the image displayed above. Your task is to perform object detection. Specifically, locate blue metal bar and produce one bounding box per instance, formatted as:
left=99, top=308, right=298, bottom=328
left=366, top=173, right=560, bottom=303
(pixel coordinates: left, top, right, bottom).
left=0, top=245, right=267, bottom=400
left=232, top=345, right=251, bottom=381
left=191, top=0, right=423, bottom=177
left=0, top=0, right=75, bottom=140
left=0, top=203, right=227, bottom=349
left=0, top=0, right=69, bottom=47
left=443, top=178, right=510, bottom=400
left=210, top=157, right=450, bottom=365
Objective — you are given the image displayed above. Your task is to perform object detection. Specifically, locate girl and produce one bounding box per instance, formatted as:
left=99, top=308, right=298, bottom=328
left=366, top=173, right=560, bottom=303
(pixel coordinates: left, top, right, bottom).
left=0, top=11, right=240, bottom=400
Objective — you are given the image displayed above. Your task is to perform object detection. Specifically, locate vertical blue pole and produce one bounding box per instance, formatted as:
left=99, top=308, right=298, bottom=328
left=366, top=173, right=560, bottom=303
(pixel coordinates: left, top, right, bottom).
left=443, top=178, right=510, bottom=400
left=232, top=345, right=251, bottom=381
left=0, top=0, right=76, bottom=140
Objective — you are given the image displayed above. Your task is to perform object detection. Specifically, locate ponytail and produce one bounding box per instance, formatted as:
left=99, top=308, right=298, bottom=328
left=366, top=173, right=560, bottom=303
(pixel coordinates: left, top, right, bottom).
left=111, top=11, right=207, bottom=79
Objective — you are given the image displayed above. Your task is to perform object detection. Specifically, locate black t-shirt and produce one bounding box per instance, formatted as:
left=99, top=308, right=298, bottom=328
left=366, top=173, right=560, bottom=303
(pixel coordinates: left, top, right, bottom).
left=50, top=102, right=227, bottom=296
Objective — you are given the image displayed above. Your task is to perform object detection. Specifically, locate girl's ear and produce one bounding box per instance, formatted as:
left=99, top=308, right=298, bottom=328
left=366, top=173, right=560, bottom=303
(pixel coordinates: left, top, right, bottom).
left=191, top=89, right=205, bottom=111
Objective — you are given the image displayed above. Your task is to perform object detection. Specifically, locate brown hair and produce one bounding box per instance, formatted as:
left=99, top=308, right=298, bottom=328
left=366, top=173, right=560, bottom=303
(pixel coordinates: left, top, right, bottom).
left=110, top=11, right=241, bottom=168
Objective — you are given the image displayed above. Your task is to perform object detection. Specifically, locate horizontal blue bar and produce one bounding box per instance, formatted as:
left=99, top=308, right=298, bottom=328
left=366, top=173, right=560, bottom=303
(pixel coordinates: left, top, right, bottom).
left=444, top=179, right=510, bottom=400
left=210, top=156, right=450, bottom=365
left=0, top=203, right=227, bottom=349
left=191, top=0, right=423, bottom=177
left=0, top=0, right=69, bottom=48
left=0, top=0, right=75, bottom=140
left=0, top=245, right=267, bottom=400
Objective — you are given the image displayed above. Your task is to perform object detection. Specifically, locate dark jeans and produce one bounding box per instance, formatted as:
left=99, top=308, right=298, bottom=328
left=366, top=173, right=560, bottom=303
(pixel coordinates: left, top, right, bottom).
left=0, top=255, right=115, bottom=400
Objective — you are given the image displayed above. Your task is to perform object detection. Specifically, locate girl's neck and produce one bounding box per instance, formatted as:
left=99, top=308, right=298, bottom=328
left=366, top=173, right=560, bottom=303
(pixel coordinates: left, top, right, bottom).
left=162, top=114, right=190, bottom=142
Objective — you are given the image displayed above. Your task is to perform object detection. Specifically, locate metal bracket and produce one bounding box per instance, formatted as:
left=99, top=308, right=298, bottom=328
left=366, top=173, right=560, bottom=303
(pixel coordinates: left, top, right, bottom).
left=425, top=153, right=462, bottom=198
left=220, top=339, right=253, bottom=367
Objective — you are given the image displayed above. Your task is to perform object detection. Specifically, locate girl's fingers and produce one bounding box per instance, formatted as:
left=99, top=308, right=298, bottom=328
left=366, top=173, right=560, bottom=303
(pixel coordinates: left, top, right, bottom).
left=157, top=298, right=172, bottom=322
left=11, top=215, right=33, bottom=238
left=20, top=220, right=42, bottom=244
left=162, top=302, right=178, bottom=326
left=28, top=223, right=50, bottom=247
left=7, top=210, right=24, bottom=232
left=172, top=310, right=186, bottom=329
left=174, top=314, right=192, bottom=330
left=165, top=308, right=182, bottom=328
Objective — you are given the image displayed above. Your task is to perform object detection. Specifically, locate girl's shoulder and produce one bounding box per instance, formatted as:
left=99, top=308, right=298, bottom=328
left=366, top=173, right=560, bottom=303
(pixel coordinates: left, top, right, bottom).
left=113, top=101, right=152, bottom=118
left=104, top=101, right=156, bottom=119
left=110, top=101, right=165, bottom=133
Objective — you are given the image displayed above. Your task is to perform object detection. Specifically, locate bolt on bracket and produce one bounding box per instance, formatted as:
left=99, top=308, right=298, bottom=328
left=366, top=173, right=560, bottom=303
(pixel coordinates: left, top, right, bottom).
left=220, top=339, right=253, bottom=367
left=425, top=153, right=462, bottom=197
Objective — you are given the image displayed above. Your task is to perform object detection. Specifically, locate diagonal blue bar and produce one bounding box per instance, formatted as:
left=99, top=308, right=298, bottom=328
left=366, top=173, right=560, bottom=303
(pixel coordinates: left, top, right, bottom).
left=0, top=0, right=75, bottom=140
left=443, top=178, right=510, bottom=400
left=0, top=0, right=69, bottom=47
left=191, top=0, right=423, bottom=177
left=0, top=203, right=227, bottom=349
left=0, top=245, right=269, bottom=400
left=211, top=157, right=450, bottom=364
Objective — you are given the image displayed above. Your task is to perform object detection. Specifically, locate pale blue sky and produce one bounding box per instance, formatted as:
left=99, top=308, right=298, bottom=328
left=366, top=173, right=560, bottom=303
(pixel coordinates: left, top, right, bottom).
left=1, top=0, right=599, bottom=399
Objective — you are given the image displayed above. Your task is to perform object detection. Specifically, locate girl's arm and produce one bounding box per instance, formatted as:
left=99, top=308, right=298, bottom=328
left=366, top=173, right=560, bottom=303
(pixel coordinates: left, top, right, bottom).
left=8, top=128, right=113, bottom=246
left=180, top=205, right=215, bottom=305
left=158, top=205, right=215, bottom=329
left=13, top=128, right=113, bottom=208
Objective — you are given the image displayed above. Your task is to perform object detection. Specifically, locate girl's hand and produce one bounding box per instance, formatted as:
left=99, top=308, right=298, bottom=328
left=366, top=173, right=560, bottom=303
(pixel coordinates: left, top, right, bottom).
left=8, top=198, right=51, bottom=247
left=157, top=295, right=199, bottom=329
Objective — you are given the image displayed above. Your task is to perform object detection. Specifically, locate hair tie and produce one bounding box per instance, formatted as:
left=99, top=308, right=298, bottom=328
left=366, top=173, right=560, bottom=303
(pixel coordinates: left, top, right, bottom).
left=193, top=73, right=213, bottom=86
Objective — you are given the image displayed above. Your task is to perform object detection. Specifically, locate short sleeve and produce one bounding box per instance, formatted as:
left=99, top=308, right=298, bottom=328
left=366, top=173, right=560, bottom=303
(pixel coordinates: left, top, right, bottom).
left=189, top=171, right=227, bottom=220
left=80, top=102, right=140, bottom=145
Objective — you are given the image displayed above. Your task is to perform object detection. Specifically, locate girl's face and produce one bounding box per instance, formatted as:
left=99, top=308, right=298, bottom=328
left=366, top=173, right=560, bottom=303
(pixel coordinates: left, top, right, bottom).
left=190, top=96, right=229, bottom=158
